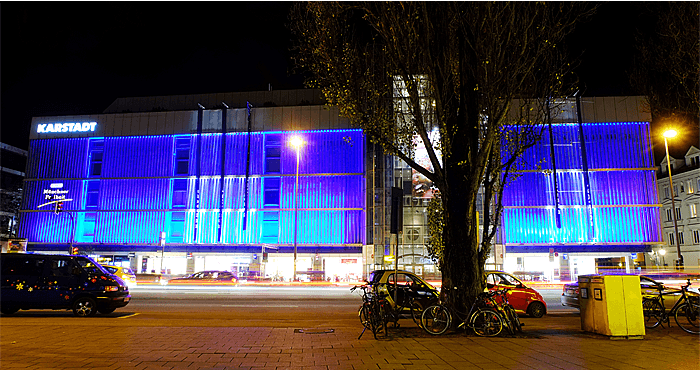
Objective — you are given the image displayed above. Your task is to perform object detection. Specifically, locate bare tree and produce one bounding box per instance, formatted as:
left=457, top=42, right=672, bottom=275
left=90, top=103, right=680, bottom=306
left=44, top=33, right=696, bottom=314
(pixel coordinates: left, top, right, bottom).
left=291, top=2, right=589, bottom=307
left=631, top=2, right=699, bottom=146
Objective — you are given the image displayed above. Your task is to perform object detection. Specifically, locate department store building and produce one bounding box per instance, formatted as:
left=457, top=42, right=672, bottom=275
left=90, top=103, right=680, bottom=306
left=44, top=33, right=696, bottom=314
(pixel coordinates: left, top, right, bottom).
left=17, top=89, right=661, bottom=282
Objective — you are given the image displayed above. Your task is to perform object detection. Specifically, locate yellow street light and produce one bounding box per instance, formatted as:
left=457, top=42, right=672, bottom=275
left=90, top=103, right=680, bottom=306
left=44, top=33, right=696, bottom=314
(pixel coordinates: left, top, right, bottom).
left=290, top=135, right=305, bottom=150
left=662, top=128, right=683, bottom=269
left=663, top=129, right=677, bottom=138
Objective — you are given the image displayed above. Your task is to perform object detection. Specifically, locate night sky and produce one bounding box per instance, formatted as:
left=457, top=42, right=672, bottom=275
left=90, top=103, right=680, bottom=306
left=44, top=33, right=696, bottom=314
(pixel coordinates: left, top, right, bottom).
left=1, top=2, right=692, bottom=162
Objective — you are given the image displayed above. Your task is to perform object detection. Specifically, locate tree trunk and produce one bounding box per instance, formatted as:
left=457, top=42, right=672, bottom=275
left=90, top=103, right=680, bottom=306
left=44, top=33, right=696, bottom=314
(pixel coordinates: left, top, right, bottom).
left=440, top=163, right=484, bottom=310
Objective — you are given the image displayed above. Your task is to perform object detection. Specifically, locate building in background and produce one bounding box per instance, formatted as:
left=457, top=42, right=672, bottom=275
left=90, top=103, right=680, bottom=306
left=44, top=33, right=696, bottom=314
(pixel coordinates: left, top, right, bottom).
left=0, top=143, right=27, bottom=239
left=370, top=96, right=662, bottom=282
left=498, top=96, right=661, bottom=281
left=657, top=145, right=700, bottom=271
left=18, top=89, right=663, bottom=282
left=19, top=89, right=366, bottom=281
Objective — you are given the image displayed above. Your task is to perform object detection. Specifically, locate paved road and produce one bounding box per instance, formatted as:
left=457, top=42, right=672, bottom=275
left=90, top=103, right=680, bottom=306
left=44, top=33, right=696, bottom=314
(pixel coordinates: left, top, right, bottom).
left=2, top=286, right=697, bottom=370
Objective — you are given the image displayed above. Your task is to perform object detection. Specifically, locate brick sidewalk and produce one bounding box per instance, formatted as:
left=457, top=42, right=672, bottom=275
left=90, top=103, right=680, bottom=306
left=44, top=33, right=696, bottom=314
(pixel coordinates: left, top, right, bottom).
left=1, top=314, right=698, bottom=370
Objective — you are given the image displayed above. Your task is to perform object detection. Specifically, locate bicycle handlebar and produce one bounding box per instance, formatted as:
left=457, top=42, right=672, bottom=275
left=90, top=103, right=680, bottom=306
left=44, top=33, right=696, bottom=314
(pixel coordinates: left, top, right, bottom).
left=350, top=284, right=371, bottom=292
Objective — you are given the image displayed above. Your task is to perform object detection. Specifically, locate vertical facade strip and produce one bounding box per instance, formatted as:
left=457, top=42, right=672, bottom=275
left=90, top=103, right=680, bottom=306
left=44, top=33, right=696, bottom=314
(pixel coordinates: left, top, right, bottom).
left=219, top=106, right=227, bottom=243
left=576, top=96, right=595, bottom=240
left=194, top=106, right=203, bottom=242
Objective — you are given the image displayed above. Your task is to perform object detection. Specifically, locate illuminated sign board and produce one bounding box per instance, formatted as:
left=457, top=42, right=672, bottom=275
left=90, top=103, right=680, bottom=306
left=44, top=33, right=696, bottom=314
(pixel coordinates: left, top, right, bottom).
left=37, top=122, right=97, bottom=134
left=412, top=128, right=442, bottom=199
left=43, top=183, right=69, bottom=201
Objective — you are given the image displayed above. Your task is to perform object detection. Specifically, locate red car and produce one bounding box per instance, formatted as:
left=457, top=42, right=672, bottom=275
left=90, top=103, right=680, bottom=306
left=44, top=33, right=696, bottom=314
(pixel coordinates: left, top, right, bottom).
left=485, top=270, right=547, bottom=318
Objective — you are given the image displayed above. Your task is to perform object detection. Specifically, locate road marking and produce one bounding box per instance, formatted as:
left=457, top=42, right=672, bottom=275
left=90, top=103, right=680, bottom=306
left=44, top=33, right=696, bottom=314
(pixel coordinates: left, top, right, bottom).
left=118, top=313, right=140, bottom=319
left=221, top=304, right=299, bottom=308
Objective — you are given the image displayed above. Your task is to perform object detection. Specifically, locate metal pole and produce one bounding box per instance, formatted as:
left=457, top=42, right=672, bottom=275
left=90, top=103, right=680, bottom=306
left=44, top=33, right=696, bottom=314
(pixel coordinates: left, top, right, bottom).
left=394, top=232, right=399, bottom=305
left=67, top=211, right=75, bottom=254
left=293, top=148, right=300, bottom=282
left=664, top=136, right=683, bottom=270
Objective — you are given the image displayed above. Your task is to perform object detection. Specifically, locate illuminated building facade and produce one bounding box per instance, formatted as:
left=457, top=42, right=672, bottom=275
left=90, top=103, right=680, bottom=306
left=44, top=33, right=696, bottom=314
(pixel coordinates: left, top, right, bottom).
left=19, top=90, right=662, bottom=282
left=498, top=96, right=662, bottom=281
left=19, top=90, right=367, bottom=280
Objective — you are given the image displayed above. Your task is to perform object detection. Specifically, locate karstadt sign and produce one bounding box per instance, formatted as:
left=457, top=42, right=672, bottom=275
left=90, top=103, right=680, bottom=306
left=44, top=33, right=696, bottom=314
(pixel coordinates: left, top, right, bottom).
left=37, top=122, right=97, bottom=134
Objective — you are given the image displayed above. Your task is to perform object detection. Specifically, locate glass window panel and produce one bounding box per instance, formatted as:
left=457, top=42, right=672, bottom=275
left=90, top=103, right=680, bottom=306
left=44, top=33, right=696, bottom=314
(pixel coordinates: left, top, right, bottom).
left=263, top=178, right=280, bottom=207
left=86, top=193, right=99, bottom=208
left=87, top=181, right=100, bottom=192
left=175, top=161, right=189, bottom=175
left=173, top=179, right=188, bottom=191
left=267, top=146, right=281, bottom=158
left=89, top=163, right=102, bottom=177
left=176, top=149, right=190, bottom=160
left=265, top=158, right=280, bottom=174
left=172, top=192, right=187, bottom=208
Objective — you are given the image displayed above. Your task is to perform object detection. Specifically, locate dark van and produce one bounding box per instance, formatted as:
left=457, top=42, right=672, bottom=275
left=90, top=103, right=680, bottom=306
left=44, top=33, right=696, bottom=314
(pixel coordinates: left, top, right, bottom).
left=1, top=253, right=131, bottom=317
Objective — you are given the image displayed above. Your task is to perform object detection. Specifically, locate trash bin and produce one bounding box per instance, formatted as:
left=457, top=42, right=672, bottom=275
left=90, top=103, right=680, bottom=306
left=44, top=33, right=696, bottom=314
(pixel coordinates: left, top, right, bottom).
left=578, top=274, right=645, bottom=338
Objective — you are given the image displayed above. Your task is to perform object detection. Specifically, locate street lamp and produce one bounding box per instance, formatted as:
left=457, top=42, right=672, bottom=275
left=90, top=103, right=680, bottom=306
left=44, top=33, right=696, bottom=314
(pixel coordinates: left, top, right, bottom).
left=289, top=135, right=305, bottom=282
left=663, top=129, right=683, bottom=270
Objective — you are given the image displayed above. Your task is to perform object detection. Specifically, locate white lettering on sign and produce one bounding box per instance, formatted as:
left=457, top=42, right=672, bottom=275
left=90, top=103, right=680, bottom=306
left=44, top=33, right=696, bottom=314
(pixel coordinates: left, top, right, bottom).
left=37, top=122, right=97, bottom=134
left=49, top=183, right=64, bottom=189
left=43, top=188, right=69, bottom=201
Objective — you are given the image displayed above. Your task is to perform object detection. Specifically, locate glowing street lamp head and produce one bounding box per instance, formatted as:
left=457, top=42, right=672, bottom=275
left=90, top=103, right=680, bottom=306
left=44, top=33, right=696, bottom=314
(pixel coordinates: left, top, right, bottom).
left=289, top=135, right=305, bottom=150
left=659, top=249, right=666, bottom=256
left=663, top=129, right=677, bottom=138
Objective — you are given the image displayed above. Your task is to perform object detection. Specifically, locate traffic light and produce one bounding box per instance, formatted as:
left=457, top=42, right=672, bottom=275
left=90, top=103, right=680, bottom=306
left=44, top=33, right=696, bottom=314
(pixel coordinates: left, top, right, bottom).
left=54, top=201, right=63, bottom=214
left=70, top=246, right=79, bottom=255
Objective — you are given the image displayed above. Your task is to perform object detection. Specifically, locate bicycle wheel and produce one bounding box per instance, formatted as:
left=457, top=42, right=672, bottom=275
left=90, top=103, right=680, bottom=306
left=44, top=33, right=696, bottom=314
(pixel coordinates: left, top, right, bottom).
left=505, top=305, right=522, bottom=333
left=642, top=298, right=663, bottom=329
left=470, top=308, right=503, bottom=337
left=373, top=301, right=389, bottom=339
left=359, top=303, right=371, bottom=328
left=421, top=305, right=451, bottom=335
left=674, top=302, right=700, bottom=335
left=410, top=300, right=424, bottom=328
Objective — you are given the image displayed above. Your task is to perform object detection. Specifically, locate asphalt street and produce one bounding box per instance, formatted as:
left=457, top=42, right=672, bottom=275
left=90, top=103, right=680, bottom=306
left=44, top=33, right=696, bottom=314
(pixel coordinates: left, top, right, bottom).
left=2, top=286, right=697, bottom=370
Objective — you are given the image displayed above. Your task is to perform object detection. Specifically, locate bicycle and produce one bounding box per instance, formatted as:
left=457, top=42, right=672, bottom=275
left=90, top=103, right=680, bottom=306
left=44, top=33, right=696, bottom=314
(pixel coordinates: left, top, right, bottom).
left=420, top=289, right=504, bottom=337
left=491, top=288, right=523, bottom=335
left=374, top=282, right=437, bottom=329
left=642, top=279, right=699, bottom=335
left=351, top=284, right=388, bottom=339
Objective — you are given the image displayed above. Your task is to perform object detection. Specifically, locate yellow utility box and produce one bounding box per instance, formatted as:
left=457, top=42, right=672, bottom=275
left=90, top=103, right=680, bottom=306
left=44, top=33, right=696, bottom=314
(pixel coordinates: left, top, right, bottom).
left=578, top=274, right=645, bottom=338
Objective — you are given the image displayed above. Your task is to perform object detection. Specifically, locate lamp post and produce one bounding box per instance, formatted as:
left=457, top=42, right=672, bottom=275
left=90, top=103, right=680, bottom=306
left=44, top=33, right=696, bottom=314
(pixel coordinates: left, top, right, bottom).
left=289, top=135, right=305, bottom=282
left=663, top=129, right=683, bottom=270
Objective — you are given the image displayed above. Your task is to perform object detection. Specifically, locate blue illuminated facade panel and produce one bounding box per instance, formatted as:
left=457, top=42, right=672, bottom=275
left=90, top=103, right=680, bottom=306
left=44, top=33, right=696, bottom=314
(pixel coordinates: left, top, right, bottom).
left=501, top=121, right=661, bottom=252
left=19, top=129, right=365, bottom=253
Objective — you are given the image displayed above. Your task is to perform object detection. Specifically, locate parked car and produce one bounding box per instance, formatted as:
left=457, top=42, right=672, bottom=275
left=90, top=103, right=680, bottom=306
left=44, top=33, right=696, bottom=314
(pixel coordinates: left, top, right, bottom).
left=101, top=265, right=137, bottom=287
left=368, top=270, right=440, bottom=313
left=561, top=282, right=580, bottom=308
left=561, top=275, right=700, bottom=310
left=0, top=253, right=131, bottom=316
left=163, top=270, right=238, bottom=285
left=485, top=270, right=547, bottom=318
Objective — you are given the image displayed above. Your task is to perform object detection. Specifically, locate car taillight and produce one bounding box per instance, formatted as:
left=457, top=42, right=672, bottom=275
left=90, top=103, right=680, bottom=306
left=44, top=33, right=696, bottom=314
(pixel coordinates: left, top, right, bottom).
left=104, top=286, right=119, bottom=292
